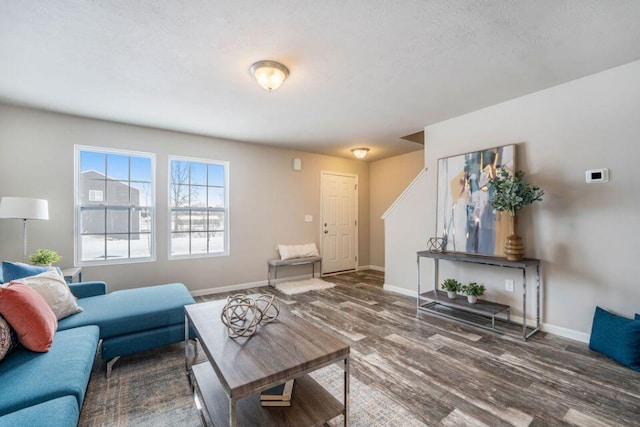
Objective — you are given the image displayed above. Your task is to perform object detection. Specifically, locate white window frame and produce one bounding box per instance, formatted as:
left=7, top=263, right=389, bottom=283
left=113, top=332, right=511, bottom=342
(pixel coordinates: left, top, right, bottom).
left=168, top=155, right=230, bottom=259
left=74, top=145, right=156, bottom=266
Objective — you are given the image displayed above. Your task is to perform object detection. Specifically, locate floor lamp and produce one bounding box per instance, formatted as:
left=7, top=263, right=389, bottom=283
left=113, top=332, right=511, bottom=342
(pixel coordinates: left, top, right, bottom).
left=0, top=197, right=49, bottom=262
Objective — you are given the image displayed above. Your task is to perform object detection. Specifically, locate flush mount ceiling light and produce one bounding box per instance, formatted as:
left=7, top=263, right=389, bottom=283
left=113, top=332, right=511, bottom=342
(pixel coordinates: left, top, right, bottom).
left=250, top=60, right=289, bottom=92
left=351, top=148, right=370, bottom=159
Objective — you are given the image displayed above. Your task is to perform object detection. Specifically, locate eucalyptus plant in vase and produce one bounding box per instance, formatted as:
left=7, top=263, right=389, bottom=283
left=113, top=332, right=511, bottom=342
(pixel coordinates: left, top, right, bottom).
left=489, top=169, right=544, bottom=261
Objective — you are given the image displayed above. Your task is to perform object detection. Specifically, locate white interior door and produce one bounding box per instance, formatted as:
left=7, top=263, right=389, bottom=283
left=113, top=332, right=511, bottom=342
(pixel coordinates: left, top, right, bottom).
left=321, top=172, right=357, bottom=274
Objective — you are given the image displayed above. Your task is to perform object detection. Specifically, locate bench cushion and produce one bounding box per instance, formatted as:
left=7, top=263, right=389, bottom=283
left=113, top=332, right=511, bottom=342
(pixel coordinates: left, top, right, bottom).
left=268, top=256, right=322, bottom=267
left=0, top=325, right=99, bottom=416
left=0, top=396, right=79, bottom=427
left=57, top=283, right=194, bottom=339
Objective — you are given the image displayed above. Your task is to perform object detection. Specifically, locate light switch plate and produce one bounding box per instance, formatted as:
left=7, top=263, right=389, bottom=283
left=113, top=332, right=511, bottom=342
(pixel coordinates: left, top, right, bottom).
left=505, top=280, right=514, bottom=292
left=304, top=215, right=313, bottom=223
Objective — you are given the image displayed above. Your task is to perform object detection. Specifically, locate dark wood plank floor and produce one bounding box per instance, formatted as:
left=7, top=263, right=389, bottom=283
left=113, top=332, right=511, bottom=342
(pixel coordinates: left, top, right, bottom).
left=200, top=270, right=640, bottom=427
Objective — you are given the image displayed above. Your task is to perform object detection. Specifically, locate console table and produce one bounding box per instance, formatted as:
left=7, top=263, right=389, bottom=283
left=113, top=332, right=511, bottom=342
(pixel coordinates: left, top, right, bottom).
left=417, top=251, right=541, bottom=340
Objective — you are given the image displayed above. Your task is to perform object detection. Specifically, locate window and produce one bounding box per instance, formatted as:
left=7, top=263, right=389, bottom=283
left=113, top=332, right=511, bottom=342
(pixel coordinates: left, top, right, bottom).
left=169, top=156, right=229, bottom=258
left=75, top=146, right=155, bottom=265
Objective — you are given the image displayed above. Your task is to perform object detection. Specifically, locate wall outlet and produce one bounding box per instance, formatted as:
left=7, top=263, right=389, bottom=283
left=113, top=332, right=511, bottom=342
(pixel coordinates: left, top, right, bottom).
left=304, top=215, right=313, bottom=223
left=505, top=280, right=514, bottom=292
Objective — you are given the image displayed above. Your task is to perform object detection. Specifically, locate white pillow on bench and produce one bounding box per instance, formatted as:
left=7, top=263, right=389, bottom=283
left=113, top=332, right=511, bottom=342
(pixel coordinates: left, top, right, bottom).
left=277, top=243, right=320, bottom=261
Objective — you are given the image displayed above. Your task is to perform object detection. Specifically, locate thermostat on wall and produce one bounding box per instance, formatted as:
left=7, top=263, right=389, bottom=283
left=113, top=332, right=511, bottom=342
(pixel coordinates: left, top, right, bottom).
left=585, top=168, right=609, bottom=183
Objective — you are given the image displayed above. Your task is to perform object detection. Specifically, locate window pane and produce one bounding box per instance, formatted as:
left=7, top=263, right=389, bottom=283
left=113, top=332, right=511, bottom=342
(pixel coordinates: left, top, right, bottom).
left=80, top=151, right=105, bottom=175
left=130, top=156, right=152, bottom=182
left=170, top=184, right=190, bottom=208
left=106, top=154, right=129, bottom=181
left=130, top=233, right=152, bottom=258
left=191, top=210, right=207, bottom=231
left=208, top=187, right=224, bottom=208
left=106, top=234, right=129, bottom=259
left=171, top=211, right=190, bottom=232
left=208, top=164, right=225, bottom=186
left=106, top=208, right=129, bottom=234
left=209, top=231, right=224, bottom=253
left=171, top=233, right=190, bottom=256
left=81, top=235, right=105, bottom=261
left=81, top=208, right=105, bottom=234
left=209, top=212, right=224, bottom=231
left=135, top=208, right=152, bottom=233
left=80, top=174, right=105, bottom=205
left=191, top=186, right=207, bottom=207
left=191, top=232, right=208, bottom=254
left=190, top=162, right=207, bottom=185
left=171, top=161, right=189, bottom=186
left=107, top=179, right=131, bottom=205
left=131, top=182, right=152, bottom=207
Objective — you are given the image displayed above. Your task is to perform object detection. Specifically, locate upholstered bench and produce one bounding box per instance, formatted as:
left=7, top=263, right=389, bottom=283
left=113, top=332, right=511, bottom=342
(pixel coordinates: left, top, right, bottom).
left=58, top=283, right=196, bottom=376
left=267, top=256, right=322, bottom=286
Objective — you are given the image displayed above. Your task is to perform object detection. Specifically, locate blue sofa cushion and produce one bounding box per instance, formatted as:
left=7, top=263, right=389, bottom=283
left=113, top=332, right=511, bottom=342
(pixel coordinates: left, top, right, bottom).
left=0, top=396, right=79, bottom=427
left=589, top=306, right=640, bottom=372
left=2, top=261, right=49, bottom=282
left=57, top=283, right=194, bottom=339
left=0, top=325, right=99, bottom=416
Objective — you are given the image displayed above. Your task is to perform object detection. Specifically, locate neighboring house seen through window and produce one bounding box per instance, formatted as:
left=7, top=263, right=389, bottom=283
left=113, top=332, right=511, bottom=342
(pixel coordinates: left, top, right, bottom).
left=169, top=157, right=229, bottom=258
left=75, top=146, right=155, bottom=265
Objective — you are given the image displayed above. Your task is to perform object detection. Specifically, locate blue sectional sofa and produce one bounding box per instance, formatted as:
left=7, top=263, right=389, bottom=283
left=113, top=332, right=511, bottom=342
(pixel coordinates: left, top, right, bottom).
left=0, top=280, right=196, bottom=426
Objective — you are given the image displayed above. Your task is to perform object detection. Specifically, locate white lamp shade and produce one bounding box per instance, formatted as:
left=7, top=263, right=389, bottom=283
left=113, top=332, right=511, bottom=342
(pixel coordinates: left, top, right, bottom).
left=0, top=197, right=49, bottom=220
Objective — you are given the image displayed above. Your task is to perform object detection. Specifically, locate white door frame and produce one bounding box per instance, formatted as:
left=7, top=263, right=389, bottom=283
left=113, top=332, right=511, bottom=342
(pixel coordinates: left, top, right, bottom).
left=319, top=170, right=359, bottom=274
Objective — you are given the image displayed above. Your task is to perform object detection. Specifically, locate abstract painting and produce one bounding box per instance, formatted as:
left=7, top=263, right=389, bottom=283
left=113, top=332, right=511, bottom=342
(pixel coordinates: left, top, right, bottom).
left=436, top=144, right=515, bottom=256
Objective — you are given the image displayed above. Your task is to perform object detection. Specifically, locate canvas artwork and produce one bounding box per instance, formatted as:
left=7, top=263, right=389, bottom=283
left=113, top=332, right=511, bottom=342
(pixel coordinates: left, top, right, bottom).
left=436, top=144, right=515, bottom=256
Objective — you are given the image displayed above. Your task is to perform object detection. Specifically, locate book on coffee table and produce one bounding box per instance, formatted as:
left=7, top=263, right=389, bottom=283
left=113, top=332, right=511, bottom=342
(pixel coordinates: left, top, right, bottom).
left=260, top=379, right=295, bottom=401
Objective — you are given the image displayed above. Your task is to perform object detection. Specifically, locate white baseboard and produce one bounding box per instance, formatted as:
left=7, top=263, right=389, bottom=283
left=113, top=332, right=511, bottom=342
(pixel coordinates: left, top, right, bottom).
left=541, top=323, right=590, bottom=343
left=383, top=283, right=416, bottom=297
left=382, top=284, right=590, bottom=343
left=190, top=273, right=319, bottom=297
left=190, top=280, right=267, bottom=296
left=359, top=265, right=385, bottom=272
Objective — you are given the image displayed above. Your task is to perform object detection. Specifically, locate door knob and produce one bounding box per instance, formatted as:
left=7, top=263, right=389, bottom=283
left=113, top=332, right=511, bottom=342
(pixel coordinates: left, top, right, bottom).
left=324, top=223, right=327, bottom=227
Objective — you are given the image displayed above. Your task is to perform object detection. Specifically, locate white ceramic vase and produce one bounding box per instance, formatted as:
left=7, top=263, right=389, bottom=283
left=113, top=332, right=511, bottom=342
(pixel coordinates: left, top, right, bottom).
left=467, top=295, right=477, bottom=304
left=447, top=291, right=457, bottom=299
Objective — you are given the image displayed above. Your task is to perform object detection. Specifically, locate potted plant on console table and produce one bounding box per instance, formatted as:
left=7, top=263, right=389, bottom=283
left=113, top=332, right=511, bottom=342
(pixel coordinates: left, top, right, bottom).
left=29, top=249, right=61, bottom=266
left=462, top=282, right=486, bottom=304
left=489, top=169, right=544, bottom=261
left=441, top=278, right=462, bottom=299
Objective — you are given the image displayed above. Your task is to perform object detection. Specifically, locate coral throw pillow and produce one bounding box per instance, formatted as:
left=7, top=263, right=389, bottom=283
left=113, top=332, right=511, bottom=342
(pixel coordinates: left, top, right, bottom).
left=0, top=283, right=57, bottom=352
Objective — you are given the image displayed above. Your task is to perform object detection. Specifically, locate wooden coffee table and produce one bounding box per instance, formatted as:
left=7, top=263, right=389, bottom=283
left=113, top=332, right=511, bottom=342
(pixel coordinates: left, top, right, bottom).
left=184, top=298, right=350, bottom=426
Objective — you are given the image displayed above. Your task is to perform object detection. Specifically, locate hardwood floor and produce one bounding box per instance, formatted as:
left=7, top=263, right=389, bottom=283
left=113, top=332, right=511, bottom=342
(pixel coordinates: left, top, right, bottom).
left=200, top=270, right=640, bottom=426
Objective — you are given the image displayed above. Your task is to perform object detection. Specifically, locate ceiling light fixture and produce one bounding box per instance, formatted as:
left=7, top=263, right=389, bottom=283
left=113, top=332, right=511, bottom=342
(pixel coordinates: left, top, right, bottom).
left=250, top=60, right=289, bottom=92
left=351, top=148, right=369, bottom=160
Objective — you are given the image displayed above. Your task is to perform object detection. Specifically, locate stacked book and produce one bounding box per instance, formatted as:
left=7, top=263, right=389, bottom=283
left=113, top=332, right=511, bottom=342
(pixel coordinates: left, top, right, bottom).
left=260, top=379, right=295, bottom=407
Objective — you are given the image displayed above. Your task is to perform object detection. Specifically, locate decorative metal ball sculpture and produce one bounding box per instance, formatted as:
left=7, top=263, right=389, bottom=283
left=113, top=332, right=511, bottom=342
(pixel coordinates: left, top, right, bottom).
left=427, top=236, right=447, bottom=253
left=254, top=294, right=280, bottom=324
left=220, top=294, right=280, bottom=338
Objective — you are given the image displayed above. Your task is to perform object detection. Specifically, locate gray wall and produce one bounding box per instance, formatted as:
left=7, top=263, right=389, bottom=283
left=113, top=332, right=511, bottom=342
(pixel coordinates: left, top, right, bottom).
left=384, top=59, right=640, bottom=339
left=0, top=105, right=370, bottom=292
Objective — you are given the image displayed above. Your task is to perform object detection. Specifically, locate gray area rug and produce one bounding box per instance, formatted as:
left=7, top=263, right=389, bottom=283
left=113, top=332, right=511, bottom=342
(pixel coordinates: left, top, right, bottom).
left=79, top=343, right=421, bottom=426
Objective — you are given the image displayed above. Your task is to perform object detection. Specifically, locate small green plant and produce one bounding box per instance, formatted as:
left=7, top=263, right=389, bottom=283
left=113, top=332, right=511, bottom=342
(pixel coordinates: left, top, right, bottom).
left=488, top=169, right=544, bottom=216
left=462, top=282, right=486, bottom=297
left=441, top=278, right=461, bottom=292
left=29, top=249, right=61, bottom=265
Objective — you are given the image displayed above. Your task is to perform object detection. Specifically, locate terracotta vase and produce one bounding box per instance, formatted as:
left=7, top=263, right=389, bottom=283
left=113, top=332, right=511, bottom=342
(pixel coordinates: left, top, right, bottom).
left=504, top=215, right=524, bottom=261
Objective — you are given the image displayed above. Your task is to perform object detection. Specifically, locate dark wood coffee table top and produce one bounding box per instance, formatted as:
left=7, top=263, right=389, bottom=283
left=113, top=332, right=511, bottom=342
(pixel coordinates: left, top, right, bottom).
left=185, top=298, right=350, bottom=400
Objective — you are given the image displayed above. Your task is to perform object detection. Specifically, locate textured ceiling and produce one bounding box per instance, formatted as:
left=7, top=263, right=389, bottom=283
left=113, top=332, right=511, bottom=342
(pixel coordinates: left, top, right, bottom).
left=1, top=1, right=640, bottom=161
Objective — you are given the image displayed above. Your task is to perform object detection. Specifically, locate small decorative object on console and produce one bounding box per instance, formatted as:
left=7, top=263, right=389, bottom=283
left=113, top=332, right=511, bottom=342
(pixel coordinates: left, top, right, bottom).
left=441, top=278, right=461, bottom=299
left=220, top=294, right=280, bottom=338
left=427, top=237, right=447, bottom=253
left=29, top=249, right=61, bottom=266
left=461, top=282, right=486, bottom=304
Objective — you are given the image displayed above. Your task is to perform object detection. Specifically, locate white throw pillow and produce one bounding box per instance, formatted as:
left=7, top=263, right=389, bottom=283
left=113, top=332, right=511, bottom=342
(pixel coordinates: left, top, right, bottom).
left=12, top=268, right=82, bottom=320
left=277, top=243, right=320, bottom=261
